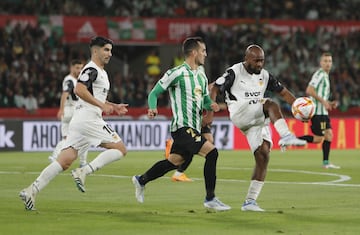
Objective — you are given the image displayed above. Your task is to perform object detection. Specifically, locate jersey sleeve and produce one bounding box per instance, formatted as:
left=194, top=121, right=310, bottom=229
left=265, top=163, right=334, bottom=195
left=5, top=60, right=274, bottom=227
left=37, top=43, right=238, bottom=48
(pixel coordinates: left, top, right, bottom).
left=308, top=71, right=322, bottom=88
left=214, top=68, right=235, bottom=93
left=78, top=67, right=98, bottom=88
left=148, top=83, right=166, bottom=109
left=157, top=68, right=178, bottom=90
left=266, top=73, right=284, bottom=93
left=64, top=79, right=78, bottom=100
left=63, top=79, right=74, bottom=92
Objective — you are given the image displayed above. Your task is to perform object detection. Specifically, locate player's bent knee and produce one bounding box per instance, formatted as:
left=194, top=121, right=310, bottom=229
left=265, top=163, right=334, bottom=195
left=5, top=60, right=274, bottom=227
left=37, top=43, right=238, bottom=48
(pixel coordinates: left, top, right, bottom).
left=206, top=148, right=218, bottom=160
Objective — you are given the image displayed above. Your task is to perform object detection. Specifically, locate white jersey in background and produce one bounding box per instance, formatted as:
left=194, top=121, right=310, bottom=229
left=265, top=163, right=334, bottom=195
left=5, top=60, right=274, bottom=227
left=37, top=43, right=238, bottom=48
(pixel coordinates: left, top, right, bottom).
left=61, top=74, right=78, bottom=124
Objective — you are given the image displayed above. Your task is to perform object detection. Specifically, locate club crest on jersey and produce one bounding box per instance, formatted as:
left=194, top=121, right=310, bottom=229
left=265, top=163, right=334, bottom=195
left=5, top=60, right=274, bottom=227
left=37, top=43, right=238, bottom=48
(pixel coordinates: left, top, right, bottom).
left=193, top=85, right=202, bottom=101
left=259, top=78, right=264, bottom=86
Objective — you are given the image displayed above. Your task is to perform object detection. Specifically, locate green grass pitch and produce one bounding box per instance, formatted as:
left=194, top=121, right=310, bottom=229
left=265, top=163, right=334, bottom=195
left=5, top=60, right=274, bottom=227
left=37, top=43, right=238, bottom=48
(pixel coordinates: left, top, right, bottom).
left=0, top=149, right=359, bottom=235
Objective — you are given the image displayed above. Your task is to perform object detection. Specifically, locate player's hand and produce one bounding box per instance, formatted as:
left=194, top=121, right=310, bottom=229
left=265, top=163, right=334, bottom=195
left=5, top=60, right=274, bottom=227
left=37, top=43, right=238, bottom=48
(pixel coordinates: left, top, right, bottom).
left=330, top=100, right=338, bottom=109
left=114, top=103, right=129, bottom=116
left=210, top=102, right=220, bottom=112
left=102, top=103, right=114, bottom=115
left=147, top=109, right=158, bottom=119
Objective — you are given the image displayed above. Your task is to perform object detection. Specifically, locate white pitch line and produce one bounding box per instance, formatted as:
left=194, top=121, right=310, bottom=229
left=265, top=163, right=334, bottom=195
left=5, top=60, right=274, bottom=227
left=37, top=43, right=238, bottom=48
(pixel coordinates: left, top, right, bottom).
left=1, top=169, right=359, bottom=187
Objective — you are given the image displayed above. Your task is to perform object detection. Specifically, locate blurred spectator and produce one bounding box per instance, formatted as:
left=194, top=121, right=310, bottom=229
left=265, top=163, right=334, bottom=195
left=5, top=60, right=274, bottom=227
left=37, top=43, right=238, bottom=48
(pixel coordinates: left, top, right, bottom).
left=14, top=89, right=25, bottom=108
left=24, top=88, right=38, bottom=114
left=172, top=50, right=184, bottom=67
left=145, top=49, right=161, bottom=79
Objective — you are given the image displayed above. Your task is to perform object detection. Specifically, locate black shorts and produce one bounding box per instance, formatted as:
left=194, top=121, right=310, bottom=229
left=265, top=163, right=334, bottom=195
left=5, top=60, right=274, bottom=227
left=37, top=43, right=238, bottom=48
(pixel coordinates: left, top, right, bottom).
left=201, top=124, right=212, bottom=134
left=310, top=115, right=331, bottom=136
left=170, top=127, right=207, bottom=160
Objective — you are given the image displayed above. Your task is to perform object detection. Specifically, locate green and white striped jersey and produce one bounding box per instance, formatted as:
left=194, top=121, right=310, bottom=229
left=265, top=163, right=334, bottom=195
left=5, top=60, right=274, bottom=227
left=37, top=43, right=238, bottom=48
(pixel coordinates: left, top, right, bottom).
left=308, top=68, right=331, bottom=115
left=158, top=63, right=210, bottom=132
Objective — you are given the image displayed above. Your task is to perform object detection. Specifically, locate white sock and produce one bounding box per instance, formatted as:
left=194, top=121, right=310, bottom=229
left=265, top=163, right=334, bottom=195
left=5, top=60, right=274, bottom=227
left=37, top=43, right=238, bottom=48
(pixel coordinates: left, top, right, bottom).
left=51, top=139, right=65, bottom=159
left=173, top=170, right=183, bottom=177
left=79, top=149, right=88, bottom=167
left=273, top=118, right=291, bottom=137
left=245, top=180, right=264, bottom=201
left=32, top=161, right=63, bottom=194
left=83, top=149, right=123, bottom=175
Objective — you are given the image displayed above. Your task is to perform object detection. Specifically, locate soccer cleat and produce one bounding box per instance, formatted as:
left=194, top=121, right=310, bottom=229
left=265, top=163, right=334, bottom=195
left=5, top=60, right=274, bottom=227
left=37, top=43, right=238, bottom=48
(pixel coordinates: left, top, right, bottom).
left=132, top=175, right=145, bottom=203
left=71, top=168, right=86, bottom=193
left=278, top=133, right=307, bottom=151
left=241, top=199, right=265, bottom=212
left=48, top=155, right=56, bottom=163
left=323, top=163, right=341, bottom=169
left=203, top=197, right=231, bottom=211
left=165, top=138, right=173, bottom=159
left=19, top=186, right=36, bottom=211
left=171, top=173, right=193, bottom=182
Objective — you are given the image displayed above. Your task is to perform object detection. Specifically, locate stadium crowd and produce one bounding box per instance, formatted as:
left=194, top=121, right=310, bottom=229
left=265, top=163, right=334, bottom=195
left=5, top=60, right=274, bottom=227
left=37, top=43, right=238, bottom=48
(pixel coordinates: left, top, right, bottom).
left=0, top=0, right=359, bottom=113
left=1, top=0, right=360, bottom=20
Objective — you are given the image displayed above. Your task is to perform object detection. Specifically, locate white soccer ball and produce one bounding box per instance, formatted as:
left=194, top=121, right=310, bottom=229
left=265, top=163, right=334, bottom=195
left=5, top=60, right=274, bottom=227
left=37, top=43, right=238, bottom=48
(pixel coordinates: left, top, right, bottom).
left=291, top=97, right=315, bottom=121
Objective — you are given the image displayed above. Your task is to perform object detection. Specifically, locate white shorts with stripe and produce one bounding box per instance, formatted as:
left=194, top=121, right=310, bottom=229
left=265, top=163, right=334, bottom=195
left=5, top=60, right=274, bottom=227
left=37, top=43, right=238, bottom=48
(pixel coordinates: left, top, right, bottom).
left=63, top=111, right=122, bottom=157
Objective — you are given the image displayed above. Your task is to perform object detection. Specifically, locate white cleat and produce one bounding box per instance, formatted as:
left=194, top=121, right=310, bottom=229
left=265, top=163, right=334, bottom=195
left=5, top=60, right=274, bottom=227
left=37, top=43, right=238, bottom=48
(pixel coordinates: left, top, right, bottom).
left=19, top=186, right=36, bottom=211
left=278, top=134, right=307, bottom=151
left=71, top=168, right=86, bottom=193
left=323, top=163, right=341, bottom=169
left=241, top=199, right=265, bottom=212
left=203, top=197, right=231, bottom=211
left=132, top=175, right=145, bottom=203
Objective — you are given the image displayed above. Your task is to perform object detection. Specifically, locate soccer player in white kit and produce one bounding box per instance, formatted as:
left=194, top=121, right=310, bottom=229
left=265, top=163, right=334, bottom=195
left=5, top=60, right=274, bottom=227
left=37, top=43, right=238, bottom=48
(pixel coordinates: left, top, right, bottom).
left=211, top=44, right=306, bottom=212
left=19, top=36, right=129, bottom=211
left=48, top=60, right=88, bottom=167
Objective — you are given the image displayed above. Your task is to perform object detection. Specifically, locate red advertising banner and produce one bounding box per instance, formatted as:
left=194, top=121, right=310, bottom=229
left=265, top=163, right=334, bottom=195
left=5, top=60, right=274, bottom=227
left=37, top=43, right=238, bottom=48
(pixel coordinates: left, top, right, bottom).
left=0, top=15, right=37, bottom=28
left=2, top=15, right=360, bottom=44
left=234, top=118, right=360, bottom=150
left=62, top=16, right=108, bottom=43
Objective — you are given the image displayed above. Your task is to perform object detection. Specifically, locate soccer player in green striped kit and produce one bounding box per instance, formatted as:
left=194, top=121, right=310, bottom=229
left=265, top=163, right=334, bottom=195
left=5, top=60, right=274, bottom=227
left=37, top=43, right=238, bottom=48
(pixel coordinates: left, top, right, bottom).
left=298, top=52, right=340, bottom=169
left=132, top=37, right=231, bottom=211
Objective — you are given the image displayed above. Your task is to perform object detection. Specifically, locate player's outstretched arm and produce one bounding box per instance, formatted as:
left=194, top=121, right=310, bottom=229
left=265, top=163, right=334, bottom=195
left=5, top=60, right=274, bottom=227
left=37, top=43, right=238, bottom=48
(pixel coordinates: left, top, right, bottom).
left=278, top=87, right=296, bottom=105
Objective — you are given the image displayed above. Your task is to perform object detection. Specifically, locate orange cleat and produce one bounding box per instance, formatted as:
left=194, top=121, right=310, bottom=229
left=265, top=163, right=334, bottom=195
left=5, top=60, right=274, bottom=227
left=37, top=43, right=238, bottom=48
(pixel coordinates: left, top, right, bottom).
left=171, top=173, right=193, bottom=182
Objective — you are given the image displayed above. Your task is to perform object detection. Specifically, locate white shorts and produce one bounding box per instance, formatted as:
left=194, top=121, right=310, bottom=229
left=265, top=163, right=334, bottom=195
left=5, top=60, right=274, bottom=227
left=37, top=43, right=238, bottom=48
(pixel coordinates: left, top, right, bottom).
left=63, top=116, right=122, bottom=157
left=228, top=99, right=273, bottom=152
left=241, top=122, right=273, bottom=153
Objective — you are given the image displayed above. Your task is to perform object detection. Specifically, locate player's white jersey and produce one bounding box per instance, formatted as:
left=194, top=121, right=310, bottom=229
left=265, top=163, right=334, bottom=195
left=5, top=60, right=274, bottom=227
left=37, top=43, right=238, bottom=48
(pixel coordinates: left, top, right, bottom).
left=62, top=74, right=78, bottom=108
left=74, top=60, right=110, bottom=119
left=215, top=62, right=283, bottom=132
left=225, top=62, right=269, bottom=102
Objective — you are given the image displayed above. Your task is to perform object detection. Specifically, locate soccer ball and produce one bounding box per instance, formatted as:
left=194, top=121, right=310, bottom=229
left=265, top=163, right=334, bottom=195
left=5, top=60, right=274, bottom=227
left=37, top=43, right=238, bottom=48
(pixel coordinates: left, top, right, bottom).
left=291, top=97, right=315, bottom=121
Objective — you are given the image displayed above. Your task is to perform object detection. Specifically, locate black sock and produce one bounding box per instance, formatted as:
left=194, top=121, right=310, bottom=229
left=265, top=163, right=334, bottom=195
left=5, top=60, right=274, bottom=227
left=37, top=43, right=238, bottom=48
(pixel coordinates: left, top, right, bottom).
left=204, top=148, right=218, bottom=201
left=322, top=140, right=331, bottom=162
left=139, top=160, right=177, bottom=185
left=298, top=135, right=314, bottom=143
left=177, top=156, right=193, bottom=172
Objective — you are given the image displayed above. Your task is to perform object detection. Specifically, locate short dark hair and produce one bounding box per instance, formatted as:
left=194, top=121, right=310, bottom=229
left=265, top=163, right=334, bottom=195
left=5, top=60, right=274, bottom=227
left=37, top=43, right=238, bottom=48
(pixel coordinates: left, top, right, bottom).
left=70, top=59, right=83, bottom=66
left=182, top=37, right=204, bottom=57
left=321, top=52, right=332, bottom=57
left=89, top=36, right=113, bottom=48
